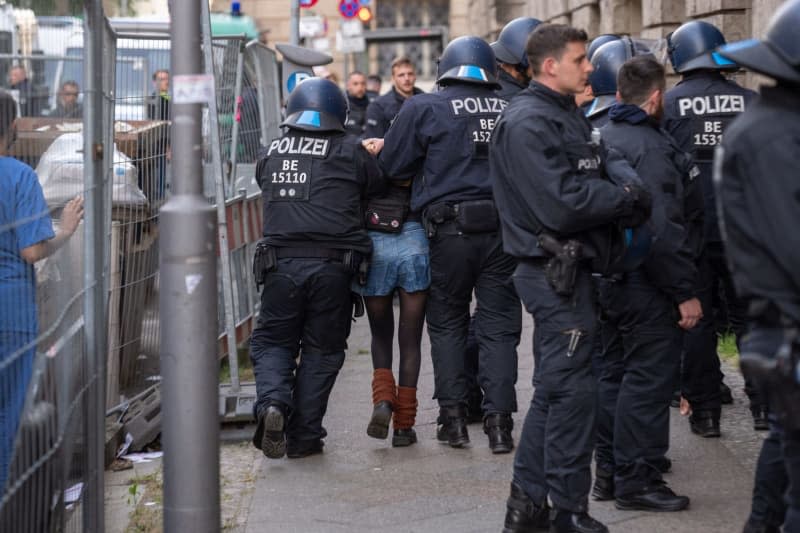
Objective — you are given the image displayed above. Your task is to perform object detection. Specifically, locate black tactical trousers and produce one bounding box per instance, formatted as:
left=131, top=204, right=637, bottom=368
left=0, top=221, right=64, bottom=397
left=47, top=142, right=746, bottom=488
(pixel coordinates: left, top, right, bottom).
left=250, top=258, right=352, bottom=445
left=742, top=325, right=798, bottom=530
left=597, top=272, right=681, bottom=496
left=512, top=260, right=596, bottom=513
left=427, top=228, right=520, bottom=414
left=683, top=242, right=757, bottom=412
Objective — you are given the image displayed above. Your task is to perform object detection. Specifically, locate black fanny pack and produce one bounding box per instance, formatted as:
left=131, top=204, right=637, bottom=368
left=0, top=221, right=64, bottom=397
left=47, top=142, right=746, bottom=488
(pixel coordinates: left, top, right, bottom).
left=365, top=187, right=410, bottom=233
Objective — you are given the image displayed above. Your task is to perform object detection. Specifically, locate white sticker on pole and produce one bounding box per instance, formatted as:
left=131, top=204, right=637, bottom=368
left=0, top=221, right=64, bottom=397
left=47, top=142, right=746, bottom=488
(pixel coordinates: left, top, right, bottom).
left=172, top=74, right=215, bottom=104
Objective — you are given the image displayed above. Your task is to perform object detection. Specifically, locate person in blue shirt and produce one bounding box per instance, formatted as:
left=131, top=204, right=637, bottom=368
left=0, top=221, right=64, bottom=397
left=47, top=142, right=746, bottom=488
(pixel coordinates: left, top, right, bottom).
left=0, top=90, right=83, bottom=492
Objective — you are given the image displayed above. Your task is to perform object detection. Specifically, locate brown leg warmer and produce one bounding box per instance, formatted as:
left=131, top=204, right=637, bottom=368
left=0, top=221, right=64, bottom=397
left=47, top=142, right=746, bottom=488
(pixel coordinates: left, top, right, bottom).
left=372, top=368, right=396, bottom=406
left=393, top=386, right=418, bottom=430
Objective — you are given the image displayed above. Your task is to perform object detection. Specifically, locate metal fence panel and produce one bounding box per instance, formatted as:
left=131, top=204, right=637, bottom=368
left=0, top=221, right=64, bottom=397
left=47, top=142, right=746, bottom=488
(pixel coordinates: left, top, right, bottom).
left=0, top=10, right=115, bottom=531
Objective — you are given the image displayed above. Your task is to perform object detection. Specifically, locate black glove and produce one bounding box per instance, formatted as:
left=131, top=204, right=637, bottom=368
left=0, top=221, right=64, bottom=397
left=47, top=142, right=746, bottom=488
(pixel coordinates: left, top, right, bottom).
left=619, top=183, right=652, bottom=228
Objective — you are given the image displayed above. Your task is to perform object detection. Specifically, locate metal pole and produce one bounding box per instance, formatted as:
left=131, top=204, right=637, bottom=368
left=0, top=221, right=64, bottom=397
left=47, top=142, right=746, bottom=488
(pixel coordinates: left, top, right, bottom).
left=227, top=41, right=245, bottom=196
left=202, top=1, right=240, bottom=394
left=290, top=0, right=300, bottom=45
left=83, top=1, right=106, bottom=531
left=162, top=0, right=220, bottom=530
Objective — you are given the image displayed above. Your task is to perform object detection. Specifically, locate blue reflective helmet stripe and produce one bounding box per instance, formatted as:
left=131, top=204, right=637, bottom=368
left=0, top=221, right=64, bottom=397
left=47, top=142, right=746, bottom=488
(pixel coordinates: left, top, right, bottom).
left=296, top=110, right=321, bottom=128
left=711, top=51, right=737, bottom=67
left=718, top=38, right=760, bottom=54
left=457, top=65, right=488, bottom=82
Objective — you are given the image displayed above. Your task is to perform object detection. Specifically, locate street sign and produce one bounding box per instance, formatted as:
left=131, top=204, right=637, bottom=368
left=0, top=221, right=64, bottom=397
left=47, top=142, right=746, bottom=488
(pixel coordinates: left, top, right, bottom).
left=338, top=0, right=359, bottom=18
left=336, top=30, right=365, bottom=53
left=298, top=15, right=326, bottom=38
left=339, top=18, right=364, bottom=37
left=300, top=0, right=318, bottom=8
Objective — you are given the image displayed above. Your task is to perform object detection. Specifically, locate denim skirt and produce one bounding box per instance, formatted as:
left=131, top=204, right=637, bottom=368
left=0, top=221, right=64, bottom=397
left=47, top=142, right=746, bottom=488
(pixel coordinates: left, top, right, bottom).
left=357, top=221, right=431, bottom=296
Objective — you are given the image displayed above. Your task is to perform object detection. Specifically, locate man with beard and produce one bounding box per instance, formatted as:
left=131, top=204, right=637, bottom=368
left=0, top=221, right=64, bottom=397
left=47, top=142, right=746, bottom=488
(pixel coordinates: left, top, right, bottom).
left=596, top=55, right=701, bottom=512
left=344, top=71, right=369, bottom=136
left=364, top=57, right=423, bottom=138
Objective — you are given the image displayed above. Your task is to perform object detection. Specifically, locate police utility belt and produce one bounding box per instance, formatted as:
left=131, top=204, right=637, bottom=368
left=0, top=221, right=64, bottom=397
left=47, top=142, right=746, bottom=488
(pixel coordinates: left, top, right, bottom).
left=252, top=243, right=368, bottom=287
left=422, top=199, right=499, bottom=238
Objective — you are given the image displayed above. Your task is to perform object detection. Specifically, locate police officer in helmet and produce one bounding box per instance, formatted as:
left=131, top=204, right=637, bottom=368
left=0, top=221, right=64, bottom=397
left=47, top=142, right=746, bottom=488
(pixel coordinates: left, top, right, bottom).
left=491, top=24, right=651, bottom=533
left=491, top=17, right=542, bottom=99
left=715, top=1, right=800, bottom=529
left=371, top=36, right=522, bottom=454
left=586, top=37, right=641, bottom=127
left=664, top=20, right=763, bottom=436
left=250, top=78, right=385, bottom=459
left=594, top=55, right=702, bottom=512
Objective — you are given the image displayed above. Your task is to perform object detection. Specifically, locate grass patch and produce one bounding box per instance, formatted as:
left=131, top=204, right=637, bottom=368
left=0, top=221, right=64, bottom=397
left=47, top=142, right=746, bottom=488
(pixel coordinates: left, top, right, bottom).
left=220, top=346, right=255, bottom=383
left=718, top=332, right=739, bottom=363
left=125, top=472, right=162, bottom=533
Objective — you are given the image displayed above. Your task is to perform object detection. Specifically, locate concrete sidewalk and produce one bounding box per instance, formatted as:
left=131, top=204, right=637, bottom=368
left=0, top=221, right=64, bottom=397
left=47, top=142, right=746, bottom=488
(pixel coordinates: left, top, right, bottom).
left=242, top=311, right=765, bottom=533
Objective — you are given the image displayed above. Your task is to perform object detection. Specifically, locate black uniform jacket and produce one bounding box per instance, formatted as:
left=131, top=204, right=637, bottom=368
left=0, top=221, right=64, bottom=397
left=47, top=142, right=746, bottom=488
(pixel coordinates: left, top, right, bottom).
left=496, top=69, right=526, bottom=100
left=715, top=84, right=800, bottom=324
left=664, top=71, right=756, bottom=243
left=256, top=130, right=385, bottom=255
left=344, top=93, right=369, bottom=136
left=490, top=81, right=634, bottom=262
left=378, top=83, right=507, bottom=212
left=601, top=107, right=699, bottom=303
left=364, top=86, right=424, bottom=138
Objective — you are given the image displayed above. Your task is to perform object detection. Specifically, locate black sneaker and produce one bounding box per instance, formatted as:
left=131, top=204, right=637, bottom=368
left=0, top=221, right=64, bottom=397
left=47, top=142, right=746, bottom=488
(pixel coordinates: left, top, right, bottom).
left=253, top=405, right=286, bottom=459
left=551, top=509, right=608, bottom=533
left=615, top=483, right=690, bottom=512
left=286, top=438, right=324, bottom=459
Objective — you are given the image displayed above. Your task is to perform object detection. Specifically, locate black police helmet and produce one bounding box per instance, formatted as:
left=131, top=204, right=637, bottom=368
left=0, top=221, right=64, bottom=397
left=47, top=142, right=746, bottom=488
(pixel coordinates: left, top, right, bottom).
left=667, top=20, right=737, bottom=73
left=437, top=36, right=500, bottom=88
left=717, top=0, right=800, bottom=84
left=587, top=34, right=621, bottom=61
left=490, top=17, right=542, bottom=69
left=589, top=37, right=637, bottom=96
left=281, top=77, right=348, bottom=133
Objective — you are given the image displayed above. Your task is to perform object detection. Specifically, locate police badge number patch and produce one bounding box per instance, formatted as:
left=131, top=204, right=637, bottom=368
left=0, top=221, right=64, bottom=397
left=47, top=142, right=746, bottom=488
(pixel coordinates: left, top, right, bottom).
left=266, top=157, right=312, bottom=201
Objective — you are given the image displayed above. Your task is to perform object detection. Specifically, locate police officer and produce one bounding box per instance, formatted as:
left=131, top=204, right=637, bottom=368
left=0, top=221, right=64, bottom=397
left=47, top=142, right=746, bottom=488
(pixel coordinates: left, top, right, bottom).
left=491, top=24, right=651, bottom=533
left=587, top=43, right=680, bottom=501
left=249, top=78, right=384, bottom=459
left=344, top=71, right=369, bottom=136
left=375, top=36, right=522, bottom=454
left=364, top=57, right=423, bottom=138
left=461, top=18, right=539, bottom=424
left=715, top=2, right=800, bottom=529
left=664, top=20, right=763, bottom=436
left=490, top=17, right=542, bottom=99
left=595, top=56, right=702, bottom=512
left=585, top=37, right=638, bottom=127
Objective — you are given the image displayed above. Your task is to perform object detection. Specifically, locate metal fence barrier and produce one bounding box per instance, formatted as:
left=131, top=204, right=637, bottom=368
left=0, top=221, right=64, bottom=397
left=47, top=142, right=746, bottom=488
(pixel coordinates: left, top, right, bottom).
left=0, top=8, right=114, bottom=531
left=0, top=4, right=281, bottom=528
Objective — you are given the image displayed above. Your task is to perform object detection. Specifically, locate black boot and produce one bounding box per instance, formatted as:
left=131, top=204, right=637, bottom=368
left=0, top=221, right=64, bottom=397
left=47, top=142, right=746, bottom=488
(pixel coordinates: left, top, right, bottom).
left=591, top=467, right=614, bottom=501
left=253, top=404, right=286, bottom=459
left=615, top=482, right=690, bottom=512
left=751, top=406, right=769, bottom=431
left=551, top=509, right=608, bottom=533
left=689, top=409, right=721, bottom=438
left=436, top=406, right=469, bottom=448
left=484, top=413, right=514, bottom=454
left=720, top=381, right=734, bottom=404
left=367, top=400, right=392, bottom=440
left=502, top=483, right=550, bottom=533
left=653, top=456, right=672, bottom=474
left=392, top=428, right=417, bottom=447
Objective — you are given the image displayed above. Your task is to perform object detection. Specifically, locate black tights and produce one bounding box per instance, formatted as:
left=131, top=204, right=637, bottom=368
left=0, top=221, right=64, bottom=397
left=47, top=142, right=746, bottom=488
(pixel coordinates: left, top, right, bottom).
left=365, top=288, right=427, bottom=388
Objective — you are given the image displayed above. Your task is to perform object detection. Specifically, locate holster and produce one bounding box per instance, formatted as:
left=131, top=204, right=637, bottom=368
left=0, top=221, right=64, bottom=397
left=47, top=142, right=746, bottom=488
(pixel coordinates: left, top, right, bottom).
left=252, top=241, right=276, bottom=289
left=537, top=234, right=582, bottom=296
left=351, top=292, right=365, bottom=319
